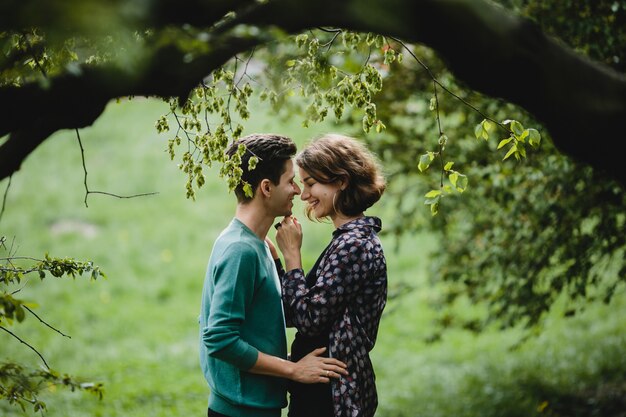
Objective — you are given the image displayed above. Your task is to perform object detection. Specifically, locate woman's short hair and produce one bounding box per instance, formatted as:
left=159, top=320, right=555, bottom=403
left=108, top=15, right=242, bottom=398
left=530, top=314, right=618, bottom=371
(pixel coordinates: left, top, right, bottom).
left=225, top=133, right=297, bottom=203
left=296, top=133, right=386, bottom=218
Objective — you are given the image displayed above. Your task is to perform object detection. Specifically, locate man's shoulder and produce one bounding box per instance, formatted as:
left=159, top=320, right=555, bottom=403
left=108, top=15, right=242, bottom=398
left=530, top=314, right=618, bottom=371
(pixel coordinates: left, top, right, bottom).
left=215, top=234, right=259, bottom=256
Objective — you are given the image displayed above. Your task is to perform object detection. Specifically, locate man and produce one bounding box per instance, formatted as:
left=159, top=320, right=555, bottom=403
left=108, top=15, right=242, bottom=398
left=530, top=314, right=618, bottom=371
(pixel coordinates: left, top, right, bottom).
left=199, top=133, right=347, bottom=417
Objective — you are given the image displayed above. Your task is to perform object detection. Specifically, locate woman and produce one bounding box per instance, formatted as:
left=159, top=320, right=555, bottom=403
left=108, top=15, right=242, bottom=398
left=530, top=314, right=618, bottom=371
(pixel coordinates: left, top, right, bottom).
left=274, top=133, right=387, bottom=417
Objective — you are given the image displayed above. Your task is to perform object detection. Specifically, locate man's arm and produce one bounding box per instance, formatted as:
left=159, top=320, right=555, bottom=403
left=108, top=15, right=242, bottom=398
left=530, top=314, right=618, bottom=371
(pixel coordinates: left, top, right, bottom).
left=202, top=243, right=260, bottom=368
left=250, top=347, right=348, bottom=383
left=204, top=242, right=348, bottom=383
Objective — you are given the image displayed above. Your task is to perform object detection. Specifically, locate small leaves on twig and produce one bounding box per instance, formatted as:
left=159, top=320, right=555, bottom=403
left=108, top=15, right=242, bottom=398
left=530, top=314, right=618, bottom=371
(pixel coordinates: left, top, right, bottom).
left=1, top=241, right=106, bottom=410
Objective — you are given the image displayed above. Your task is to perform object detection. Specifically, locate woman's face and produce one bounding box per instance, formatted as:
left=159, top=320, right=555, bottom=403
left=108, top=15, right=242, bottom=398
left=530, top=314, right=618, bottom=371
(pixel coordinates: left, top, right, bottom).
left=298, top=167, right=342, bottom=219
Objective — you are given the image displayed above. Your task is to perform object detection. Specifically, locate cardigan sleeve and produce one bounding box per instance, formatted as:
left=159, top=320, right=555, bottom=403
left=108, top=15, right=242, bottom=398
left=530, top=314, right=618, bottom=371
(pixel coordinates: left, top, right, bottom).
left=201, top=242, right=260, bottom=370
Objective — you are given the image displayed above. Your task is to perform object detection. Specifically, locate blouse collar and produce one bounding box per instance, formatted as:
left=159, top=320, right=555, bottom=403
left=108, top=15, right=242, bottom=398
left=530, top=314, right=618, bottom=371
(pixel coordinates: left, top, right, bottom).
left=332, top=216, right=382, bottom=236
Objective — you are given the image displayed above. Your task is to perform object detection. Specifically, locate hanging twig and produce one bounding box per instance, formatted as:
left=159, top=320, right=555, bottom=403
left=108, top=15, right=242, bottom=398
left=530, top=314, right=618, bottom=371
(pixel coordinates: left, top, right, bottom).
left=76, top=128, right=158, bottom=208
left=23, top=306, right=71, bottom=339
left=0, top=325, right=50, bottom=369
left=390, top=35, right=505, bottom=131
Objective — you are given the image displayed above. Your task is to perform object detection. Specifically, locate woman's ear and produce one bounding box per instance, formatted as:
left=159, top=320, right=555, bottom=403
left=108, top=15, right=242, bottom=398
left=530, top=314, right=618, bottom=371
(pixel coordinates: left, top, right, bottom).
left=339, top=177, right=348, bottom=191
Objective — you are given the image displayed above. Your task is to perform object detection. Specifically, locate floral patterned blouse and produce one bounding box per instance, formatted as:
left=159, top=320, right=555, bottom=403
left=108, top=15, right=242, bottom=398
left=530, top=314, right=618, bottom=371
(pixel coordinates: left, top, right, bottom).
left=281, top=216, right=387, bottom=417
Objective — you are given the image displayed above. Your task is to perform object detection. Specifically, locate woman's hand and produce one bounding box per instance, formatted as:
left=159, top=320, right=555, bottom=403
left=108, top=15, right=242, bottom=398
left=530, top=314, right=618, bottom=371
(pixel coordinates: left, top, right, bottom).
left=275, top=216, right=303, bottom=270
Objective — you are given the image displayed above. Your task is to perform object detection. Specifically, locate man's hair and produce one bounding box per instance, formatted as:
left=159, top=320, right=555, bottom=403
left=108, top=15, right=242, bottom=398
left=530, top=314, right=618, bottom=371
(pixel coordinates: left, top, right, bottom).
left=296, top=133, right=386, bottom=218
left=225, top=133, right=297, bottom=203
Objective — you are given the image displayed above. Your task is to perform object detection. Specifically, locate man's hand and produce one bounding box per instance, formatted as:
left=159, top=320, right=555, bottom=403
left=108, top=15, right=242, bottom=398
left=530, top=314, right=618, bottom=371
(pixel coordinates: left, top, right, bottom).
left=291, top=347, right=349, bottom=384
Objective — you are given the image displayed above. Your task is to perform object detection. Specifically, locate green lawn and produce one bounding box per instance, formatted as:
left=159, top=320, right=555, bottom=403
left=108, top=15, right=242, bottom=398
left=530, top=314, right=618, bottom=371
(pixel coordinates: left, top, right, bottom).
left=1, top=97, right=624, bottom=417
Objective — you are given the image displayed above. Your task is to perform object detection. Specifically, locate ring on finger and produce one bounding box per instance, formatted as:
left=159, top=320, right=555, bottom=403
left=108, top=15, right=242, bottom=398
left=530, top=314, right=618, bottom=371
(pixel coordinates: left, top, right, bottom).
left=325, top=370, right=329, bottom=377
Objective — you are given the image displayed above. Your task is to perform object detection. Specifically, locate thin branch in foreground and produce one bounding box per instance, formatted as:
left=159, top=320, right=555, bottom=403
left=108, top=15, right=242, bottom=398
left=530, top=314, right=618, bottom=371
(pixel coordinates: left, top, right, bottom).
left=317, top=27, right=342, bottom=50
left=75, top=128, right=158, bottom=208
left=10, top=278, right=30, bottom=295
left=235, top=47, right=257, bottom=87
left=390, top=36, right=505, bottom=132
left=0, top=325, right=50, bottom=369
left=23, top=306, right=71, bottom=339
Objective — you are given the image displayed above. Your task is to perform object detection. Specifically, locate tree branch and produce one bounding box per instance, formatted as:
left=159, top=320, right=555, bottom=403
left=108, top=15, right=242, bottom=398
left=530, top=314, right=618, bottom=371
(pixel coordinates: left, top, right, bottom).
left=0, top=34, right=263, bottom=180
left=23, top=306, right=71, bottom=339
left=240, top=0, right=626, bottom=186
left=75, top=128, right=158, bottom=207
left=0, top=326, right=50, bottom=369
left=1, top=0, right=625, bottom=186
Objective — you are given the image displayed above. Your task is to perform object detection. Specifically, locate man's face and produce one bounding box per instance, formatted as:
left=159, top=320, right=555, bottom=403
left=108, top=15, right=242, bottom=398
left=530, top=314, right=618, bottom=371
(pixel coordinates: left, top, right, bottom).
left=270, top=159, right=301, bottom=217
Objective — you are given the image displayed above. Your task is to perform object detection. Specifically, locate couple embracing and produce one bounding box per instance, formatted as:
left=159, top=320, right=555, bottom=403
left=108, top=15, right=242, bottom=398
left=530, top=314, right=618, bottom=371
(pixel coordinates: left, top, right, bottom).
left=199, top=133, right=387, bottom=417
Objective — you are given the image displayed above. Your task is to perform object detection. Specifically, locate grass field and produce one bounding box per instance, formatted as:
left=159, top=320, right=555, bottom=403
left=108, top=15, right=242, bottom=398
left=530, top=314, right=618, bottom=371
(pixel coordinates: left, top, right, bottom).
left=1, top=97, right=625, bottom=417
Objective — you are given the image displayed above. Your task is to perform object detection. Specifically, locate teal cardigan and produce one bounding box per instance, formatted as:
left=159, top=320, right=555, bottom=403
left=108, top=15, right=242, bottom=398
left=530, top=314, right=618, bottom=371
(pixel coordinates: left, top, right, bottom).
left=199, top=218, right=288, bottom=417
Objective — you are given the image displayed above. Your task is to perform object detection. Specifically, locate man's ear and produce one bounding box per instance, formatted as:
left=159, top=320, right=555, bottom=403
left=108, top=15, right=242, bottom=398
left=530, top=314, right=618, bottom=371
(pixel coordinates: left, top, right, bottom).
left=260, top=179, right=272, bottom=197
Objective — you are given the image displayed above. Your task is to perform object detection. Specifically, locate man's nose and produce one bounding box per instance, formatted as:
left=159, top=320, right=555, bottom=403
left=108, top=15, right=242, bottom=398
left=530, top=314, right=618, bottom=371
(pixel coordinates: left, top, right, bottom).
left=293, top=183, right=301, bottom=195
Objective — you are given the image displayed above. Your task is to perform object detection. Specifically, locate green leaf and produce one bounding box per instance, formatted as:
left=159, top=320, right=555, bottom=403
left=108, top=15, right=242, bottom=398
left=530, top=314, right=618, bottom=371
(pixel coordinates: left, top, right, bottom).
left=418, top=153, right=434, bottom=172
left=503, top=144, right=517, bottom=160
left=519, top=129, right=529, bottom=143
left=474, top=123, right=483, bottom=140
left=295, top=34, right=308, bottom=48
left=509, top=120, right=524, bottom=136
left=15, top=305, right=25, bottom=322
left=424, top=189, right=442, bottom=198
left=444, top=161, right=454, bottom=171
left=243, top=182, right=253, bottom=198
left=497, top=137, right=514, bottom=149
left=425, top=197, right=439, bottom=216
left=474, top=120, right=491, bottom=141
left=528, top=128, right=541, bottom=147
left=452, top=173, right=468, bottom=192
left=449, top=172, right=458, bottom=187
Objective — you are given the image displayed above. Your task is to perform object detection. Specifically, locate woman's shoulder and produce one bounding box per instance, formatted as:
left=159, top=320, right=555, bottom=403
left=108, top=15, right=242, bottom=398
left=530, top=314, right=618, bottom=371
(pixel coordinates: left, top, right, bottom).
left=334, top=217, right=381, bottom=242
left=331, top=228, right=382, bottom=257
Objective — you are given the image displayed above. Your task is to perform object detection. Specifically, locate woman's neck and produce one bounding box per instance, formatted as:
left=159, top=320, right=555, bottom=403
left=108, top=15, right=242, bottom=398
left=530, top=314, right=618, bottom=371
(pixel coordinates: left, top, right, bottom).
left=331, top=212, right=364, bottom=229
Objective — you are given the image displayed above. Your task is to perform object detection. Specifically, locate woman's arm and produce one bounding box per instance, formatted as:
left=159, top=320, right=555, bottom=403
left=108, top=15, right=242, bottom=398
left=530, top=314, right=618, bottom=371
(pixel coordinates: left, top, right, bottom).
left=281, top=236, right=375, bottom=335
